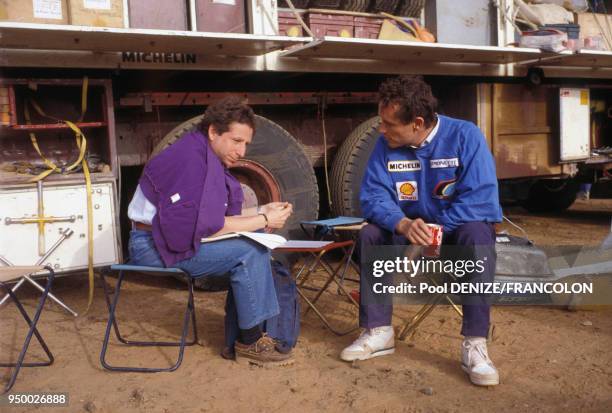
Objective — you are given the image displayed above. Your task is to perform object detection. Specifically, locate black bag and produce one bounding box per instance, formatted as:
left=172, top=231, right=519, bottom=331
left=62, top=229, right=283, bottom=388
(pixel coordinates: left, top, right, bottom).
left=224, top=260, right=301, bottom=354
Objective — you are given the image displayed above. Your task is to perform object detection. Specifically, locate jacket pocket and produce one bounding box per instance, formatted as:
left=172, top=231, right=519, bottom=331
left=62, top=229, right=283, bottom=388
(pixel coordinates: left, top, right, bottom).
left=159, top=201, right=197, bottom=253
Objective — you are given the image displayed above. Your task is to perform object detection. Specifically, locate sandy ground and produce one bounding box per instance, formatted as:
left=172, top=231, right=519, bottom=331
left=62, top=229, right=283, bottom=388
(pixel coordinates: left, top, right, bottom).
left=1, top=199, right=611, bottom=413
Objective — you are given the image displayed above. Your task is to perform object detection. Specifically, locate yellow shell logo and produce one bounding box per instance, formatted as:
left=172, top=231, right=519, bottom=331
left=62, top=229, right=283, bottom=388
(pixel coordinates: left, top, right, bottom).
left=400, top=183, right=415, bottom=195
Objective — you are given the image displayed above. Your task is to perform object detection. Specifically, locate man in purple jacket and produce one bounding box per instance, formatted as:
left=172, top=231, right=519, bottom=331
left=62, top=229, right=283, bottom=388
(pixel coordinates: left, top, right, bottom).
left=127, top=97, right=294, bottom=366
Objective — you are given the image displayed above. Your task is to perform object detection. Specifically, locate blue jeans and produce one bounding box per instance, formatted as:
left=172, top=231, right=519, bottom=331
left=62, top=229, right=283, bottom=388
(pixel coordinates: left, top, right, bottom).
left=358, top=222, right=495, bottom=337
left=127, top=230, right=280, bottom=329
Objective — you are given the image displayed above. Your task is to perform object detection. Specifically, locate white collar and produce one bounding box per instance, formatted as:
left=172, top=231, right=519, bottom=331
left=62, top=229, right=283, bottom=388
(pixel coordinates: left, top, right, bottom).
left=409, top=115, right=439, bottom=149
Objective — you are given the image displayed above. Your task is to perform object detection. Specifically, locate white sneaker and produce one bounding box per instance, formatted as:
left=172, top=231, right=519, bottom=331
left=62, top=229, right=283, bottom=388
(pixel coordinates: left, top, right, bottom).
left=577, top=191, right=590, bottom=200
left=340, top=326, right=395, bottom=361
left=461, top=337, right=499, bottom=386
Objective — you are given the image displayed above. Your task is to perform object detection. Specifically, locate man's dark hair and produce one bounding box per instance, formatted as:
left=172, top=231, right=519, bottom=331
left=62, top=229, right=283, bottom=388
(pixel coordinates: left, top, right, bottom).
left=201, top=96, right=256, bottom=135
left=378, top=75, right=438, bottom=128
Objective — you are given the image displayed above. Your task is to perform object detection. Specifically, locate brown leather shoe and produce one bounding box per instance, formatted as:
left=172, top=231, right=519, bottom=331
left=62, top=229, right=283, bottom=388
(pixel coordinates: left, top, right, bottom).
left=234, top=335, right=294, bottom=367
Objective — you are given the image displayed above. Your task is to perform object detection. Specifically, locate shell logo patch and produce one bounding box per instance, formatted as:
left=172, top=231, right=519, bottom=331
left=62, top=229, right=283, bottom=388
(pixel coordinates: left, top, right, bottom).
left=433, top=179, right=457, bottom=199
left=396, top=181, right=418, bottom=201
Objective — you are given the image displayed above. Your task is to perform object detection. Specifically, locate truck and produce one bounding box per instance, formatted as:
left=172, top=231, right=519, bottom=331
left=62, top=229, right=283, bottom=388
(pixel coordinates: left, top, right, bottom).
left=0, top=0, right=611, bottom=278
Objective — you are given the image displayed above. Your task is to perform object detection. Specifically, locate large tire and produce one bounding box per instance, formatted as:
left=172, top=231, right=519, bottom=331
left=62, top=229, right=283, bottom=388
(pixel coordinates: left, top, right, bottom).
left=521, top=178, right=579, bottom=213
left=153, top=115, right=319, bottom=238
left=370, top=0, right=401, bottom=13
left=396, top=0, right=425, bottom=17
left=330, top=116, right=380, bottom=217
left=344, top=0, right=370, bottom=12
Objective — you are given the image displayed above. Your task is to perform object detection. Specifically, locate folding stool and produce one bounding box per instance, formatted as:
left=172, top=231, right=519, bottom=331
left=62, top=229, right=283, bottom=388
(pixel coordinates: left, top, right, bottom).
left=0, top=265, right=55, bottom=394
left=99, top=264, right=199, bottom=372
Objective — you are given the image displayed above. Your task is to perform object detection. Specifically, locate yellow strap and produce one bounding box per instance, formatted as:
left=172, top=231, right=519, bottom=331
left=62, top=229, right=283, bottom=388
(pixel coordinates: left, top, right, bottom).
left=24, top=77, right=95, bottom=314
left=25, top=102, right=88, bottom=181
left=79, top=77, right=88, bottom=122
left=76, top=129, right=95, bottom=314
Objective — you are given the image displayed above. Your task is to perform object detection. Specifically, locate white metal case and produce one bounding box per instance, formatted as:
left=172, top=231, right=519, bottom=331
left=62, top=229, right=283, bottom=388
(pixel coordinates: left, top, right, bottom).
left=560, top=88, right=590, bottom=162
left=0, top=180, right=120, bottom=273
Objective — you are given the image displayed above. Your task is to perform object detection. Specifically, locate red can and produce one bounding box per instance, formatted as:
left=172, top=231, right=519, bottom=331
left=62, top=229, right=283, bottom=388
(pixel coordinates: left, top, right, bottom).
left=423, top=223, right=443, bottom=257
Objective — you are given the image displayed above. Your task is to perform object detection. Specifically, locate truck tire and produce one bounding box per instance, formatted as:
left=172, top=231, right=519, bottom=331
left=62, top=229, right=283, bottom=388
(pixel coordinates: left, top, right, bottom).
left=330, top=116, right=380, bottom=217
left=344, top=0, right=370, bottom=12
left=154, top=115, right=318, bottom=290
left=396, top=0, right=425, bottom=17
left=370, top=0, right=401, bottom=13
left=521, top=179, right=579, bottom=213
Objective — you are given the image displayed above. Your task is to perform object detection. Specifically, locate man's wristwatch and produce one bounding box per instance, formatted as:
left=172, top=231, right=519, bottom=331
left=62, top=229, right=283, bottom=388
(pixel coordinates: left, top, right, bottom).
left=258, top=212, right=269, bottom=228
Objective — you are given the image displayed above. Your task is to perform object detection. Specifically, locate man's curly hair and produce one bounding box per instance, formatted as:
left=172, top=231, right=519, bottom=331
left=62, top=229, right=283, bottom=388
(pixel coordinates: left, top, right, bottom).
left=378, top=76, right=438, bottom=128
left=201, top=96, right=256, bottom=135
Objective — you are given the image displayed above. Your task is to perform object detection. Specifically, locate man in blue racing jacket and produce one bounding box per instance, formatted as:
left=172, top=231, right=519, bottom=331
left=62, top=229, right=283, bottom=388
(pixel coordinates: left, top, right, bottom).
left=340, top=76, right=503, bottom=386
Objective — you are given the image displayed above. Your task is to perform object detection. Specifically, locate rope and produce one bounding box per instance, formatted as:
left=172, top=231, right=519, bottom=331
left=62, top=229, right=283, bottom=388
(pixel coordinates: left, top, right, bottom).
left=319, top=97, right=332, bottom=211
left=284, top=0, right=315, bottom=37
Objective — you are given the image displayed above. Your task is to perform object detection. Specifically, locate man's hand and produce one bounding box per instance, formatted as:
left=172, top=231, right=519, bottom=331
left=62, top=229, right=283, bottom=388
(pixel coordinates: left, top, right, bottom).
left=262, top=202, right=293, bottom=229
left=396, top=217, right=432, bottom=246
left=259, top=202, right=289, bottom=215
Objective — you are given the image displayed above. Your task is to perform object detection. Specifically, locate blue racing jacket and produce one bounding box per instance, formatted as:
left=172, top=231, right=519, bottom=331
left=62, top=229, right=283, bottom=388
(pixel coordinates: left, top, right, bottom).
left=360, top=115, right=502, bottom=234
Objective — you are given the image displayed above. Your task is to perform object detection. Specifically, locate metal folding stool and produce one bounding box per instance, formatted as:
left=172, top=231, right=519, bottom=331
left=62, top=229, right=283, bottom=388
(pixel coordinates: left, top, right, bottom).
left=276, top=240, right=360, bottom=336
left=0, top=266, right=55, bottom=394
left=99, top=264, right=199, bottom=373
left=398, top=274, right=464, bottom=340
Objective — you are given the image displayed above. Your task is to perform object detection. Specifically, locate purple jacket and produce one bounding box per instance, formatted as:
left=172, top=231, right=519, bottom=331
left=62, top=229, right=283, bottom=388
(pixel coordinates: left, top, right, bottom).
left=139, top=130, right=243, bottom=266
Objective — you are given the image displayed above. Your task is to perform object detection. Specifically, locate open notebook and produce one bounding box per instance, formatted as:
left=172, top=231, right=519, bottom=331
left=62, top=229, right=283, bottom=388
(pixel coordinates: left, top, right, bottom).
left=201, top=232, right=332, bottom=250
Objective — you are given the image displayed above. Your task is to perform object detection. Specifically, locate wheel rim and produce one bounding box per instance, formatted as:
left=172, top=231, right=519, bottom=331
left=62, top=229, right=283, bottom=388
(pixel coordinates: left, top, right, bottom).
left=230, top=159, right=282, bottom=209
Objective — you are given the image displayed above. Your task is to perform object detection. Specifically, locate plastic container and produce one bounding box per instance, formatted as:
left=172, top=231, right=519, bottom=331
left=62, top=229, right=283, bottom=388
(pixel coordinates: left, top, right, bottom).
left=278, top=10, right=304, bottom=37
left=542, top=24, right=580, bottom=40
left=354, top=16, right=383, bottom=39
left=306, top=12, right=353, bottom=38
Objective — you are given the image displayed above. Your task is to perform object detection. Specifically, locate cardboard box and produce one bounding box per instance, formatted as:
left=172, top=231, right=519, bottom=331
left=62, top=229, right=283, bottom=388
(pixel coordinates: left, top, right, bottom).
left=378, top=19, right=419, bottom=41
left=68, top=0, right=124, bottom=28
left=575, top=13, right=612, bottom=51
left=0, top=0, right=69, bottom=24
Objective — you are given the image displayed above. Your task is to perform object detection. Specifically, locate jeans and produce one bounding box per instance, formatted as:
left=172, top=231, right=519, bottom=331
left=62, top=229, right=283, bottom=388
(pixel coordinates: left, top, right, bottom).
left=358, top=222, right=496, bottom=337
left=128, top=230, right=280, bottom=329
